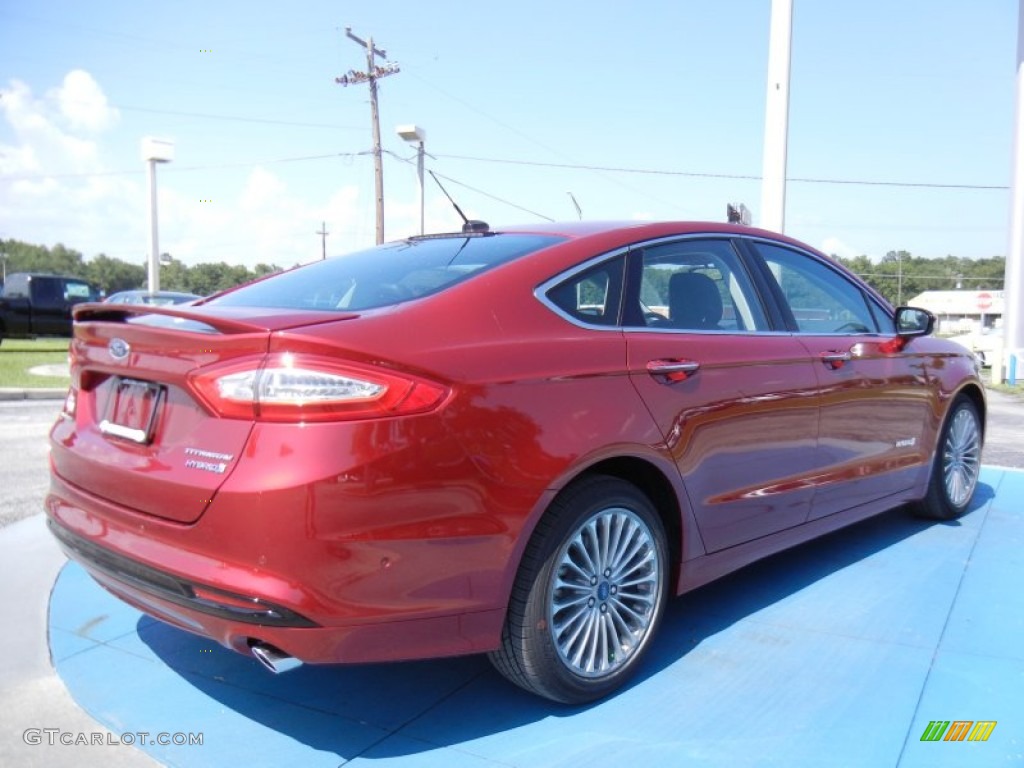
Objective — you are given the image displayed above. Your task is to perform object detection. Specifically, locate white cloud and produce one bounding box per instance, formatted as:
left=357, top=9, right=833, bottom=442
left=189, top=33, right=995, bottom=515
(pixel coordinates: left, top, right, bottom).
left=820, top=236, right=861, bottom=259
left=158, top=168, right=375, bottom=269
left=0, top=74, right=116, bottom=176
left=0, top=73, right=137, bottom=255
left=2, top=72, right=393, bottom=272
left=49, top=70, right=120, bottom=133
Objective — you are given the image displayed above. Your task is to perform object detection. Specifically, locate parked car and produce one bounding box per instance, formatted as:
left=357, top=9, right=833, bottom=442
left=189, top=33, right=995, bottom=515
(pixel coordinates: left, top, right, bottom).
left=46, top=221, right=985, bottom=704
left=0, top=272, right=101, bottom=345
left=949, top=326, right=1003, bottom=367
left=104, top=289, right=203, bottom=306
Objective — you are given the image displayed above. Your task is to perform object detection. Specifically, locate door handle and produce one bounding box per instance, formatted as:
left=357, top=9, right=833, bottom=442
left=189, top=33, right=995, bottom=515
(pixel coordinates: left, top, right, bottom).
left=820, top=351, right=852, bottom=370
left=647, top=359, right=700, bottom=382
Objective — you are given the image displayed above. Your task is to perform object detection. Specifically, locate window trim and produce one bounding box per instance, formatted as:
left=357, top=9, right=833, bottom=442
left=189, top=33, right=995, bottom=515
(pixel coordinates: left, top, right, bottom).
left=534, top=248, right=629, bottom=331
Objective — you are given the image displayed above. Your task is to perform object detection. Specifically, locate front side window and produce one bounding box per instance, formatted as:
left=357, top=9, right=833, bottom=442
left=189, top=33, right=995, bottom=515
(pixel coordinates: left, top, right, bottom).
left=753, top=242, right=880, bottom=334
left=629, top=239, right=768, bottom=332
left=210, top=233, right=564, bottom=311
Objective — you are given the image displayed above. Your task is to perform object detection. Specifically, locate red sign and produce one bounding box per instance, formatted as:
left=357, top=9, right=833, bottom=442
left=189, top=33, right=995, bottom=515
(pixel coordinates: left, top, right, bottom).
left=977, top=292, right=993, bottom=311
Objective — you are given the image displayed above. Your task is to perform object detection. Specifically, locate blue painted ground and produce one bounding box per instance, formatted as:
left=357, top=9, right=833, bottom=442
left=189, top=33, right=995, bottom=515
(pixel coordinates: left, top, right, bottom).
left=49, top=468, right=1024, bottom=767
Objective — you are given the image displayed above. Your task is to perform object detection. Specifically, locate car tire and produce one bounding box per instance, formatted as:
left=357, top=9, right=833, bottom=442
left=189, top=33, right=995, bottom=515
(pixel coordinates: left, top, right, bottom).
left=488, top=475, right=669, bottom=704
left=913, top=396, right=982, bottom=521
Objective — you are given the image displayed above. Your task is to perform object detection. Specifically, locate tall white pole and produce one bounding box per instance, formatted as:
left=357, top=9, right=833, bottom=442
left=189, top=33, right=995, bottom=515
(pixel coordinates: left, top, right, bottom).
left=761, top=0, right=793, bottom=233
left=141, top=137, right=172, bottom=294
left=416, top=140, right=425, bottom=236
left=1000, top=0, right=1024, bottom=382
left=146, top=158, right=160, bottom=294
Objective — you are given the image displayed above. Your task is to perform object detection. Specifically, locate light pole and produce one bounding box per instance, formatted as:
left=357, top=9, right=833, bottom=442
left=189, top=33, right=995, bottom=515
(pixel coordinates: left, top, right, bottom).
left=396, top=124, right=426, bottom=236
left=141, top=137, right=174, bottom=294
left=760, top=0, right=793, bottom=232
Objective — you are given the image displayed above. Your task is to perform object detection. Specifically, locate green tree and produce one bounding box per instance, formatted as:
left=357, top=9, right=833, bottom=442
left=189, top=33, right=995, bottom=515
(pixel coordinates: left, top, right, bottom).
left=85, top=254, right=146, bottom=294
left=836, top=251, right=1007, bottom=306
left=0, top=239, right=87, bottom=277
left=1, top=239, right=281, bottom=296
left=157, top=257, right=192, bottom=292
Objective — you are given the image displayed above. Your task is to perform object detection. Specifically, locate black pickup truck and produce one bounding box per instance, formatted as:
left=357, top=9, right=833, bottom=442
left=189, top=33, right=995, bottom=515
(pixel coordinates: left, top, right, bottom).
left=0, top=272, right=102, bottom=345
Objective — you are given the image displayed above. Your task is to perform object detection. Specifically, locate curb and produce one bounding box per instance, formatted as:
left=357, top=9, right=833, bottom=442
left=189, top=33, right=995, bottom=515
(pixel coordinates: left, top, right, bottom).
left=0, top=388, right=67, bottom=401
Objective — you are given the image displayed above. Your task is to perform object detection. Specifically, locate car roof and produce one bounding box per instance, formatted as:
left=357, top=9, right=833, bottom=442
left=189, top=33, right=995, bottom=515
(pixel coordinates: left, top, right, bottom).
left=493, top=220, right=816, bottom=249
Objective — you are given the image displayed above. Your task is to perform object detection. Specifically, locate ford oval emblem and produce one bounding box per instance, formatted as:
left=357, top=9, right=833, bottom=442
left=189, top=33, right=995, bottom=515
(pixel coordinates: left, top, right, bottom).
left=108, top=338, right=130, bottom=361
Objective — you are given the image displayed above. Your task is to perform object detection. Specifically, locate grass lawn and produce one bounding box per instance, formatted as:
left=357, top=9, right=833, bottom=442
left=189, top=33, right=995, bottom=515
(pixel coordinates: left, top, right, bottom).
left=0, top=338, right=70, bottom=388
left=988, top=381, right=1024, bottom=397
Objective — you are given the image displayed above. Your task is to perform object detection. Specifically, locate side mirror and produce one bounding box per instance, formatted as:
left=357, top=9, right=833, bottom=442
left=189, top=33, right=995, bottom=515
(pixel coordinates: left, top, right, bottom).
left=894, top=306, right=935, bottom=337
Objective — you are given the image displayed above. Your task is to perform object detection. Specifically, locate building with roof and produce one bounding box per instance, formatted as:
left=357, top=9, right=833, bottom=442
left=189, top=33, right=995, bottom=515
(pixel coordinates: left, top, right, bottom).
left=906, top=290, right=1004, bottom=335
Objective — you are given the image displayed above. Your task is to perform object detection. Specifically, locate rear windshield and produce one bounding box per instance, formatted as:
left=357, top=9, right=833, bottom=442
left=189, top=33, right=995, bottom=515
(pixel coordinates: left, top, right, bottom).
left=209, top=233, right=565, bottom=311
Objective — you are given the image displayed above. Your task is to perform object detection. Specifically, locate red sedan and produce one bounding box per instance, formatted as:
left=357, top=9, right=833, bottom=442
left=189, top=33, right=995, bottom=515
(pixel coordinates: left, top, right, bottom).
left=46, top=221, right=984, bottom=704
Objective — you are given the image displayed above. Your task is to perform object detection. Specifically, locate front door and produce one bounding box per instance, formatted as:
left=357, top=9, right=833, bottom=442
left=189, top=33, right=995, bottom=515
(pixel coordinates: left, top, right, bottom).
left=749, top=241, right=934, bottom=521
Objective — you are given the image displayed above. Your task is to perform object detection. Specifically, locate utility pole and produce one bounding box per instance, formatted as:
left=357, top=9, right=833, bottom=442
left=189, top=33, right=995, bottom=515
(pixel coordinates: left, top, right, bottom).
left=316, top=221, right=329, bottom=260
left=336, top=28, right=400, bottom=245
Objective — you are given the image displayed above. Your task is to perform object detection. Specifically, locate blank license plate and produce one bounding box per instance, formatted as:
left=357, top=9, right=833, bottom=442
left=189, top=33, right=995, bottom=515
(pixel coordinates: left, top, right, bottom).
left=99, top=378, right=164, bottom=444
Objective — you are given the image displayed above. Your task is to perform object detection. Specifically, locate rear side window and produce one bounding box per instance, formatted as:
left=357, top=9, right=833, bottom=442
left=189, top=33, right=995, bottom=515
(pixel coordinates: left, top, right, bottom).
left=210, top=233, right=564, bottom=311
left=545, top=255, right=626, bottom=326
left=2, top=274, right=29, bottom=298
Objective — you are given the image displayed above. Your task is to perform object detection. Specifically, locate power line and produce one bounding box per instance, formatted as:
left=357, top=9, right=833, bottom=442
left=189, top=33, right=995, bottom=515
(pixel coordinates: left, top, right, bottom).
left=383, top=151, right=555, bottom=222
left=854, top=273, right=1004, bottom=282
left=427, top=170, right=555, bottom=223
left=0, top=152, right=369, bottom=180
left=434, top=153, right=1010, bottom=191
left=5, top=145, right=1009, bottom=195
left=104, top=103, right=361, bottom=130
left=400, top=69, right=690, bottom=214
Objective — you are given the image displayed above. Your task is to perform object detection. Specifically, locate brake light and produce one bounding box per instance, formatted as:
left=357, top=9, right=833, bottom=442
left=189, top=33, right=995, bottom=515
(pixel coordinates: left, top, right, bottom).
left=190, top=354, right=447, bottom=422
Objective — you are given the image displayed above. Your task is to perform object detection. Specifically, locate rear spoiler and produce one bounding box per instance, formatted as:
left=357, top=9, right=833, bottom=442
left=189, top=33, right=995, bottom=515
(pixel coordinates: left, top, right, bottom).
left=72, top=302, right=359, bottom=335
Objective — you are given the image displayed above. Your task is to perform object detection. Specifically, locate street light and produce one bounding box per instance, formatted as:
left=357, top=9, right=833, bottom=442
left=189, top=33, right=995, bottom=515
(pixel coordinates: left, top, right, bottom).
left=141, top=137, right=174, bottom=294
left=396, top=124, right=426, bottom=235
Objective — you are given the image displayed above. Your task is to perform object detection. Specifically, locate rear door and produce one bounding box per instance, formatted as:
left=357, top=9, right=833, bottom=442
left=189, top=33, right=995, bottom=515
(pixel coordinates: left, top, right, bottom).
left=747, top=241, right=935, bottom=520
left=624, top=237, right=821, bottom=553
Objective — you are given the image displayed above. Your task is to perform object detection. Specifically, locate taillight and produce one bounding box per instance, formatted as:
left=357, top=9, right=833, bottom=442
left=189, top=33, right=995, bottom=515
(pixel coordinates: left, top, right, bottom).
left=189, top=353, right=447, bottom=422
left=63, top=387, right=77, bottom=418
left=63, top=352, right=81, bottom=417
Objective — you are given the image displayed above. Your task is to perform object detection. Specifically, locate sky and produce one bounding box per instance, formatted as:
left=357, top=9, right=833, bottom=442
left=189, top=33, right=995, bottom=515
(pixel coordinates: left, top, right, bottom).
left=0, top=0, right=1020, bottom=271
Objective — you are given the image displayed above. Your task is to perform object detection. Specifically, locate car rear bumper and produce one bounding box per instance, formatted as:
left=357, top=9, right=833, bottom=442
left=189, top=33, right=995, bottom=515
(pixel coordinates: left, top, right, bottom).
left=45, top=471, right=510, bottom=665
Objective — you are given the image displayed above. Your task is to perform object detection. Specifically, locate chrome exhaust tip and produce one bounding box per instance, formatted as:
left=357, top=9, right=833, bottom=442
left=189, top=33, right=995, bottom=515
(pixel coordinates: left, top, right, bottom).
left=250, top=642, right=303, bottom=674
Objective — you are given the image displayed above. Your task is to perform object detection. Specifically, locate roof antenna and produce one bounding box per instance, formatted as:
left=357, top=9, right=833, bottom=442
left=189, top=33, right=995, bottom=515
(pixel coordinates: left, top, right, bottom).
left=568, top=192, right=582, bottom=220
left=429, top=171, right=489, bottom=233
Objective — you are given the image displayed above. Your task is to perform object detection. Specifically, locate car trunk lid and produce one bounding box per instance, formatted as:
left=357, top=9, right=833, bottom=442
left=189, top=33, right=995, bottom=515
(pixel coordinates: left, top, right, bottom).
left=50, top=304, right=356, bottom=524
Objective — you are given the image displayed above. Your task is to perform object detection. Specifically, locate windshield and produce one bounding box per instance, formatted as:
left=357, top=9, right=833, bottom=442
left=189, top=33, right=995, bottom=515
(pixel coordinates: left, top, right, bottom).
left=209, top=233, right=565, bottom=311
